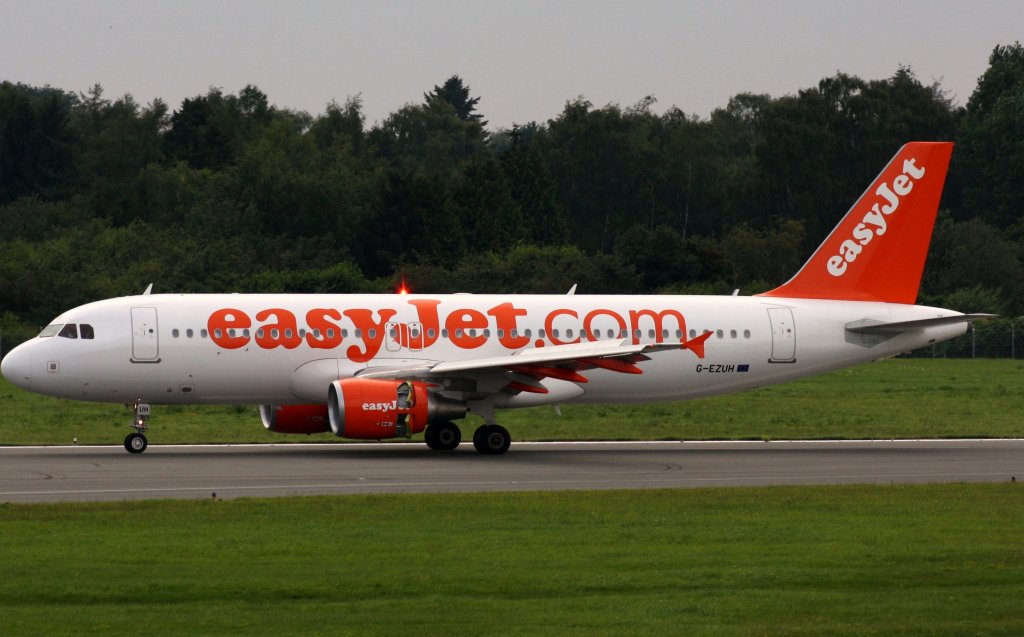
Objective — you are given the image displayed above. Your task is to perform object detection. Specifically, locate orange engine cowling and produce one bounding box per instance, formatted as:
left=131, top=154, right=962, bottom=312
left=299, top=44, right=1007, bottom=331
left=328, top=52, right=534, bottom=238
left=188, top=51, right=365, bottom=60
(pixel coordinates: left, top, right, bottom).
left=260, top=404, right=331, bottom=434
left=327, top=378, right=466, bottom=440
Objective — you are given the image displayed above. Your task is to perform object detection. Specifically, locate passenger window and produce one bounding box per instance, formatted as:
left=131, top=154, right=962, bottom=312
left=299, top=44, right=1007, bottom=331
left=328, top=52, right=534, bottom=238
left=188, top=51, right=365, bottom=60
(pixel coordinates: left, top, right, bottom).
left=186, top=329, right=194, bottom=338
left=58, top=324, right=78, bottom=339
left=172, top=329, right=180, bottom=338
left=80, top=324, right=95, bottom=339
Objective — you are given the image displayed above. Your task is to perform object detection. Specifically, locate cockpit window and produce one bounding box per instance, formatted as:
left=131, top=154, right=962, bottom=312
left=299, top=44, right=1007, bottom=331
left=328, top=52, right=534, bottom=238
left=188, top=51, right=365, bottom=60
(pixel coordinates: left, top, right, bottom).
left=38, top=324, right=63, bottom=338
left=57, top=324, right=78, bottom=339
left=80, top=324, right=95, bottom=339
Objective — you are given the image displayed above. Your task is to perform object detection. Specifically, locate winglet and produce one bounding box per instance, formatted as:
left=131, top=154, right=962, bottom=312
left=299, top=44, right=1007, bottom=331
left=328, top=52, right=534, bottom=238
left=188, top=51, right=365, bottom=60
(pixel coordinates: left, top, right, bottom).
left=759, top=142, right=953, bottom=304
left=681, top=331, right=713, bottom=359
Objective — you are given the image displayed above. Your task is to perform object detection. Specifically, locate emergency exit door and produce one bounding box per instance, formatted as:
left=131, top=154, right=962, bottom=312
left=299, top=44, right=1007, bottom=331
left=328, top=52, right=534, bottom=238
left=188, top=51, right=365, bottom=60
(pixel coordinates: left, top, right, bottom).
left=767, top=307, right=796, bottom=363
left=131, top=307, right=160, bottom=362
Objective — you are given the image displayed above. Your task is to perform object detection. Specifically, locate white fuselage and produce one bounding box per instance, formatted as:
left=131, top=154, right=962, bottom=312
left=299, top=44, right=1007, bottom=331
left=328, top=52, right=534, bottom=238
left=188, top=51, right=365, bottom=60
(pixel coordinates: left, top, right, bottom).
left=1, top=293, right=966, bottom=407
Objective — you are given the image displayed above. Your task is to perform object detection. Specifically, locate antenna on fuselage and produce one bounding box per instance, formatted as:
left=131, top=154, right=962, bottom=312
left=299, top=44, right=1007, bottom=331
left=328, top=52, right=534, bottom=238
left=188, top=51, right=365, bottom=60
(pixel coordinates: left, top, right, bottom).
left=143, top=283, right=153, bottom=295
left=567, top=284, right=577, bottom=295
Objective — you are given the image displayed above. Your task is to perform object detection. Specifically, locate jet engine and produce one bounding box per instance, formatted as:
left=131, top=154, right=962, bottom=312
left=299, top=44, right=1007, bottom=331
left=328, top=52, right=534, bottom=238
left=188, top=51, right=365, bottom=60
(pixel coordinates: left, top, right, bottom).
left=327, top=378, right=466, bottom=439
left=260, top=404, right=331, bottom=434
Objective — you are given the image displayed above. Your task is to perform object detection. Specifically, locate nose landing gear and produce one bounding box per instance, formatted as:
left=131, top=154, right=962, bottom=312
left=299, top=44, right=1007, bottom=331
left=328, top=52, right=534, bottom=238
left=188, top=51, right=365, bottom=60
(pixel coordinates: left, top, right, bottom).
left=124, top=401, right=151, bottom=453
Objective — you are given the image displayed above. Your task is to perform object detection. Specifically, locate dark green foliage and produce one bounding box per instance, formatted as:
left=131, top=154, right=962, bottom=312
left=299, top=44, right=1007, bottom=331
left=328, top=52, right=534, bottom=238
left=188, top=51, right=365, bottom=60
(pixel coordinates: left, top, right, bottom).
left=0, top=82, right=78, bottom=205
left=957, top=43, right=1024, bottom=230
left=424, top=74, right=486, bottom=124
left=2, top=52, right=1024, bottom=352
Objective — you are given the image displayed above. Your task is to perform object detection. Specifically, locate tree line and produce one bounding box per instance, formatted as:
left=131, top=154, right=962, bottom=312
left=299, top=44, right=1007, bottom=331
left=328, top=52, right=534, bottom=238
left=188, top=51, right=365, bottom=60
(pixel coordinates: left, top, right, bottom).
left=2, top=44, right=1024, bottom=350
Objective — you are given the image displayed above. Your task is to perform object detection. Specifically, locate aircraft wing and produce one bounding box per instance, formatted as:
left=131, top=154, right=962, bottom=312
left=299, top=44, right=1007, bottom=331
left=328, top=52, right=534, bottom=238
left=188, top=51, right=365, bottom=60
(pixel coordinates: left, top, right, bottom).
left=357, top=331, right=713, bottom=395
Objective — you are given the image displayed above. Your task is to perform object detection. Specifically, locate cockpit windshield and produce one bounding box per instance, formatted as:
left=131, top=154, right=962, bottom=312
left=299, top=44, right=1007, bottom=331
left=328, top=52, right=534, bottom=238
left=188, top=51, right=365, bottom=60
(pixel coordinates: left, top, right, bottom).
left=37, top=323, right=94, bottom=339
left=38, top=324, right=62, bottom=338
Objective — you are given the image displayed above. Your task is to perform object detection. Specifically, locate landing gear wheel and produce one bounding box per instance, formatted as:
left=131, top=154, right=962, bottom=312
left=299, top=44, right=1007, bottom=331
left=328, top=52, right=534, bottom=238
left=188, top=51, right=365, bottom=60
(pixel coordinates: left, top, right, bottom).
left=472, top=424, right=511, bottom=455
left=124, top=432, right=148, bottom=454
left=426, top=421, right=462, bottom=451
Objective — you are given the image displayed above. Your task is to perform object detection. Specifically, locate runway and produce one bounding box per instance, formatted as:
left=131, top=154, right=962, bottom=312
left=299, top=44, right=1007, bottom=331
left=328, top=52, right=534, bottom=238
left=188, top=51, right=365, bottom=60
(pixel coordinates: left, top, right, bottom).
left=1, top=439, right=1021, bottom=503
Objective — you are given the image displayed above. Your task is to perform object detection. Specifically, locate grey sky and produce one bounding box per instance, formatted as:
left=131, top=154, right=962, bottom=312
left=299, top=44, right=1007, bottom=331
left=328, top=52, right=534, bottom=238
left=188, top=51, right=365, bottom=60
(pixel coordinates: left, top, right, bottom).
left=2, top=1, right=1021, bottom=129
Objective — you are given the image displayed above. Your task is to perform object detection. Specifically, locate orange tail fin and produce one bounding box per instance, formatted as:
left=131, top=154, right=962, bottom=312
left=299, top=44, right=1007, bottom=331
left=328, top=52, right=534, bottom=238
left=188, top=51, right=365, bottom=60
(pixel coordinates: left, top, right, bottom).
left=759, top=142, right=953, bottom=304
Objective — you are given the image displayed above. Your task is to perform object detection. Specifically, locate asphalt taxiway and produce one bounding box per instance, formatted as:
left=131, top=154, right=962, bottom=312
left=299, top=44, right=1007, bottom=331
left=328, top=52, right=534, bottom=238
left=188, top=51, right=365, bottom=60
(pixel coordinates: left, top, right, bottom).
left=1, top=439, right=1021, bottom=503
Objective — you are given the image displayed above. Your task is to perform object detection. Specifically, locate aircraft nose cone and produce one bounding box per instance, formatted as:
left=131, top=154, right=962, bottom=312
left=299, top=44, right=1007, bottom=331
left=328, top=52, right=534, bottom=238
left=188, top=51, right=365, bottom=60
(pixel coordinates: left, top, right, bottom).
left=1, top=345, right=32, bottom=388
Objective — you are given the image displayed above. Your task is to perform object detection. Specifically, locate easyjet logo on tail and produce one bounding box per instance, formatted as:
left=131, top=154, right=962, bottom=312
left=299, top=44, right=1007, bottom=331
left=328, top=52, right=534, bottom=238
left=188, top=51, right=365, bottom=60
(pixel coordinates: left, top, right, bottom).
left=826, top=157, right=926, bottom=277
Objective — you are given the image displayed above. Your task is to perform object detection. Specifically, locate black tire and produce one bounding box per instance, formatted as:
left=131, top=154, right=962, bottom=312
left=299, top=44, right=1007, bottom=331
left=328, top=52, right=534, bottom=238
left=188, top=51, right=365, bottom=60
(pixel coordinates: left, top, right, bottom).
left=472, top=424, right=510, bottom=455
left=424, top=424, right=439, bottom=449
left=124, top=433, right=148, bottom=454
left=427, top=421, right=461, bottom=451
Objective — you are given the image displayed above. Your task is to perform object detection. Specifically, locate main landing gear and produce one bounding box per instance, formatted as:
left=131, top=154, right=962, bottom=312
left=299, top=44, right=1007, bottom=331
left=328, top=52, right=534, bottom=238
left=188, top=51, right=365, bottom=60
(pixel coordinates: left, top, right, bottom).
left=124, top=401, right=151, bottom=453
left=473, top=424, right=511, bottom=455
left=425, top=421, right=462, bottom=451
left=423, top=421, right=512, bottom=455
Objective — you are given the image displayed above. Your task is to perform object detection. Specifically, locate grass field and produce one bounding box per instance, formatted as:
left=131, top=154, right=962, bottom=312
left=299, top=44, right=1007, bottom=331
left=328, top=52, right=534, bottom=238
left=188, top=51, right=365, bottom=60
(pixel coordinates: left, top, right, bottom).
left=2, top=484, right=1022, bottom=636
left=0, top=358, right=1021, bottom=446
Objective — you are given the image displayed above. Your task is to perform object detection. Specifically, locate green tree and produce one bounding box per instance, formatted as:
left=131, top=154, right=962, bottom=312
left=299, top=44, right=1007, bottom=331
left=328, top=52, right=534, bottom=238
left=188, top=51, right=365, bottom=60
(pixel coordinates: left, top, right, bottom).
left=957, top=43, right=1024, bottom=230
left=0, top=82, right=78, bottom=204
left=424, top=75, right=486, bottom=124
left=369, top=99, right=487, bottom=177
left=74, top=93, right=167, bottom=224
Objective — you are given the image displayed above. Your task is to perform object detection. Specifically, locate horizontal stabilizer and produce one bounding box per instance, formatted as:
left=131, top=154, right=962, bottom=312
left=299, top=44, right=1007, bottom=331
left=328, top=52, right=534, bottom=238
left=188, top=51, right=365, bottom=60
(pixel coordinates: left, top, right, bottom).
left=845, top=314, right=995, bottom=335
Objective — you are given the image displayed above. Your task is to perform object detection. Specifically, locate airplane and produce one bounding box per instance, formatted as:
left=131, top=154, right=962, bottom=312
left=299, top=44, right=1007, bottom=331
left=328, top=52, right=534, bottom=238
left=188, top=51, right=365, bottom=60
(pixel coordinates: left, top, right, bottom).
left=0, top=141, right=991, bottom=455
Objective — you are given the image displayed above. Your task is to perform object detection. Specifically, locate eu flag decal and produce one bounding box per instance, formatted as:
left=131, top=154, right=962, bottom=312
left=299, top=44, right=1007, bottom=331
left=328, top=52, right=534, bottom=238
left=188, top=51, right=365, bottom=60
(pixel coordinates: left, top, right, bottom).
left=737, top=364, right=750, bottom=372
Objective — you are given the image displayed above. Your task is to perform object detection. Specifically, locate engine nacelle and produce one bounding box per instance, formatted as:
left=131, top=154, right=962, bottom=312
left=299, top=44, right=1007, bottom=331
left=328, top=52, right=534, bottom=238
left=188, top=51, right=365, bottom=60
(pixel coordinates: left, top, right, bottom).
left=327, top=378, right=466, bottom=439
left=260, top=404, right=331, bottom=434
